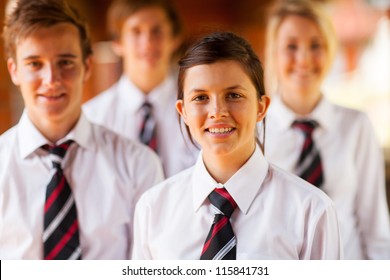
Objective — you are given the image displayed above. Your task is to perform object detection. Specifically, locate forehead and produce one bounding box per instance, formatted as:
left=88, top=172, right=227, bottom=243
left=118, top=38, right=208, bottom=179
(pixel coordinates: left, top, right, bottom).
left=15, top=23, right=82, bottom=59
left=184, top=61, right=255, bottom=91
left=124, top=5, right=171, bottom=28
left=277, top=15, right=322, bottom=40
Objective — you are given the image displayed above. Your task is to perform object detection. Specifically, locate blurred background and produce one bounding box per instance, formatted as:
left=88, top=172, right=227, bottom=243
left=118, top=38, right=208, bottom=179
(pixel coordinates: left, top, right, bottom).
left=0, top=0, right=389, bottom=194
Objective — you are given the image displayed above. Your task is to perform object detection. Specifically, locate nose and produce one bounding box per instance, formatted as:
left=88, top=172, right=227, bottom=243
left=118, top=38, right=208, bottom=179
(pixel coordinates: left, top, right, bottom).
left=296, top=48, right=310, bottom=67
left=139, top=31, right=154, bottom=50
left=42, top=64, right=61, bottom=89
left=209, top=97, right=229, bottom=119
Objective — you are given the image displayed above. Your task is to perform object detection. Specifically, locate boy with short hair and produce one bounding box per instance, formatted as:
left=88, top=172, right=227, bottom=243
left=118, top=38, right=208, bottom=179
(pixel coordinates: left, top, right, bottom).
left=84, top=0, right=198, bottom=177
left=0, top=0, right=163, bottom=259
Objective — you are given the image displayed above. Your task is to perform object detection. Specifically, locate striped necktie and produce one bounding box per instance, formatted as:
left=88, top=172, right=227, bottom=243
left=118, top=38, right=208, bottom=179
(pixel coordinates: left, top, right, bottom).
left=201, top=188, right=237, bottom=260
left=139, top=102, right=158, bottom=153
left=293, top=120, right=324, bottom=188
left=42, top=140, right=81, bottom=260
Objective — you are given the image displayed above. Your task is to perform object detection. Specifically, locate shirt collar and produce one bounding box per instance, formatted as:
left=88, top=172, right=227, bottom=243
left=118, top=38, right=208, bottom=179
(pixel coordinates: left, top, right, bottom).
left=117, top=75, right=145, bottom=113
left=18, top=111, right=96, bottom=159
left=309, top=96, right=334, bottom=132
left=66, top=113, right=96, bottom=152
left=191, top=145, right=269, bottom=214
left=267, top=95, right=296, bottom=131
left=117, top=71, right=177, bottom=113
left=268, top=94, right=334, bottom=132
left=147, top=72, right=177, bottom=107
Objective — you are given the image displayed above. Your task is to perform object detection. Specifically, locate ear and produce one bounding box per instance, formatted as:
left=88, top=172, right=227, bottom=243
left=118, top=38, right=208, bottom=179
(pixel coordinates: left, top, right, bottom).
left=257, top=95, right=271, bottom=122
left=83, top=56, right=92, bottom=82
left=111, top=40, right=123, bottom=57
left=175, top=99, right=188, bottom=125
left=7, top=58, right=20, bottom=86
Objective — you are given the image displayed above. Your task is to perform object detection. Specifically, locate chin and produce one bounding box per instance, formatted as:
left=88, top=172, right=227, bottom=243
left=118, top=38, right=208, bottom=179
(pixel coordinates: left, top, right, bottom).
left=208, top=146, right=235, bottom=157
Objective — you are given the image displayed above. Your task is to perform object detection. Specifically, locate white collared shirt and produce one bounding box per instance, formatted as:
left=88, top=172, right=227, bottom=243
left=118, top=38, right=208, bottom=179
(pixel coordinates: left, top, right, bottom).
left=132, top=145, right=342, bottom=260
left=83, top=73, right=198, bottom=178
left=0, top=112, right=164, bottom=259
left=263, top=95, right=390, bottom=259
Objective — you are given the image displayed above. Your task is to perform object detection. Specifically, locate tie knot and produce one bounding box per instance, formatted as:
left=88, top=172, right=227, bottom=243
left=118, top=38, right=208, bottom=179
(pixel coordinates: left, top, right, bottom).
left=293, top=120, right=318, bottom=136
left=208, top=188, right=237, bottom=218
left=42, top=140, right=73, bottom=169
left=141, top=102, right=153, bottom=115
left=42, top=140, right=74, bottom=158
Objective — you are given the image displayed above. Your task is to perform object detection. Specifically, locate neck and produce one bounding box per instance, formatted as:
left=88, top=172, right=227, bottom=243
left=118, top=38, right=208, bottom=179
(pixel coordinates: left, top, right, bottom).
left=28, top=111, right=80, bottom=144
left=280, top=89, right=322, bottom=115
left=202, top=143, right=255, bottom=184
left=126, top=66, right=168, bottom=95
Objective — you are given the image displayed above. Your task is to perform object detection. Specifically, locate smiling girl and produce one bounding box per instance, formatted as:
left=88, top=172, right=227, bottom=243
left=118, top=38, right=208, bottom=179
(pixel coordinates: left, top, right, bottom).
left=132, top=31, right=342, bottom=260
left=263, top=0, right=390, bottom=259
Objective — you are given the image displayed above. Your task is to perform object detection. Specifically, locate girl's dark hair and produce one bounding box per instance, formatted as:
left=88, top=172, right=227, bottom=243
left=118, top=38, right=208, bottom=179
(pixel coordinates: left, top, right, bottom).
left=178, top=31, right=267, bottom=152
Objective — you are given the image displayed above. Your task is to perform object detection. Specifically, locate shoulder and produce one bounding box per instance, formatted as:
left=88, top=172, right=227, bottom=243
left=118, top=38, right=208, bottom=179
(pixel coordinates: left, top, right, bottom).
left=87, top=123, right=164, bottom=182
left=328, top=102, right=368, bottom=123
left=90, top=122, right=159, bottom=161
left=325, top=102, right=375, bottom=135
left=83, top=82, right=119, bottom=112
left=0, top=126, right=19, bottom=169
left=267, top=163, right=333, bottom=208
left=0, top=126, right=18, bottom=150
left=137, top=167, right=194, bottom=205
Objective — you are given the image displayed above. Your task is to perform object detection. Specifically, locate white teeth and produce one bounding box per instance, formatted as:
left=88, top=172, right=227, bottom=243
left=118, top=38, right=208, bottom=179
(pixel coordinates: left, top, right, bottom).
left=208, top=127, right=233, bottom=134
left=40, top=93, right=63, bottom=98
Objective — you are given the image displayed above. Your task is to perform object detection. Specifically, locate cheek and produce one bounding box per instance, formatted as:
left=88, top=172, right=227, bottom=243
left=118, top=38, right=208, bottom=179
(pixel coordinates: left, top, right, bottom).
left=64, top=69, right=77, bottom=80
left=162, top=37, right=176, bottom=51
left=183, top=104, right=205, bottom=127
left=19, top=69, right=41, bottom=84
left=279, top=53, right=292, bottom=68
left=315, top=53, right=326, bottom=67
left=231, top=101, right=259, bottom=122
left=161, top=43, right=174, bottom=57
left=275, top=53, right=291, bottom=76
left=121, top=35, right=137, bottom=51
left=185, top=107, right=202, bottom=124
left=312, top=52, right=326, bottom=74
left=124, top=36, right=136, bottom=46
left=62, top=68, right=84, bottom=84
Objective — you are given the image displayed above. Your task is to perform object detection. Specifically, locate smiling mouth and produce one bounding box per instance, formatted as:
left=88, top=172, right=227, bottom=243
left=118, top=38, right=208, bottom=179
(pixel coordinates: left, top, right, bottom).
left=39, top=93, right=65, bottom=97
left=141, top=53, right=160, bottom=61
left=207, top=127, right=234, bottom=134
left=38, top=93, right=66, bottom=101
left=293, top=69, right=316, bottom=77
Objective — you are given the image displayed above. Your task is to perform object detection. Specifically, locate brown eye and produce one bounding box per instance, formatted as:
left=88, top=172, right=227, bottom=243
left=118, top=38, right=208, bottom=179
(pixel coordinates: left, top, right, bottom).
left=287, top=44, right=297, bottom=50
left=151, top=27, right=163, bottom=37
left=26, top=61, right=42, bottom=70
left=227, top=92, right=241, bottom=99
left=58, top=60, right=74, bottom=67
left=130, top=27, right=141, bottom=36
left=311, top=42, right=321, bottom=50
left=193, top=95, right=208, bottom=102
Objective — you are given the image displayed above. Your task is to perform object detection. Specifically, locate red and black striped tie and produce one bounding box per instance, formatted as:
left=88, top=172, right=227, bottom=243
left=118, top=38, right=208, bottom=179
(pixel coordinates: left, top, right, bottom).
left=42, top=140, right=81, bottom=260
left=139, top=102, right=158, bottom=153
left=293, top=120, right=324, bottom=188
left=201, top=188, right=237, bottom=260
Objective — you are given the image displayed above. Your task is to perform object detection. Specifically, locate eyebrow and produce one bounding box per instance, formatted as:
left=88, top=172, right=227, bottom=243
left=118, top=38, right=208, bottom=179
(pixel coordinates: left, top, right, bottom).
left=284, top=35, right=323, bottom=40
left=188, top=84, right=248, bottom=94
left=22, top=53, right=78, bottom=61
left=189, top=88, right=206, bottom=94
left=226, top=85, right=247, bottom=91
